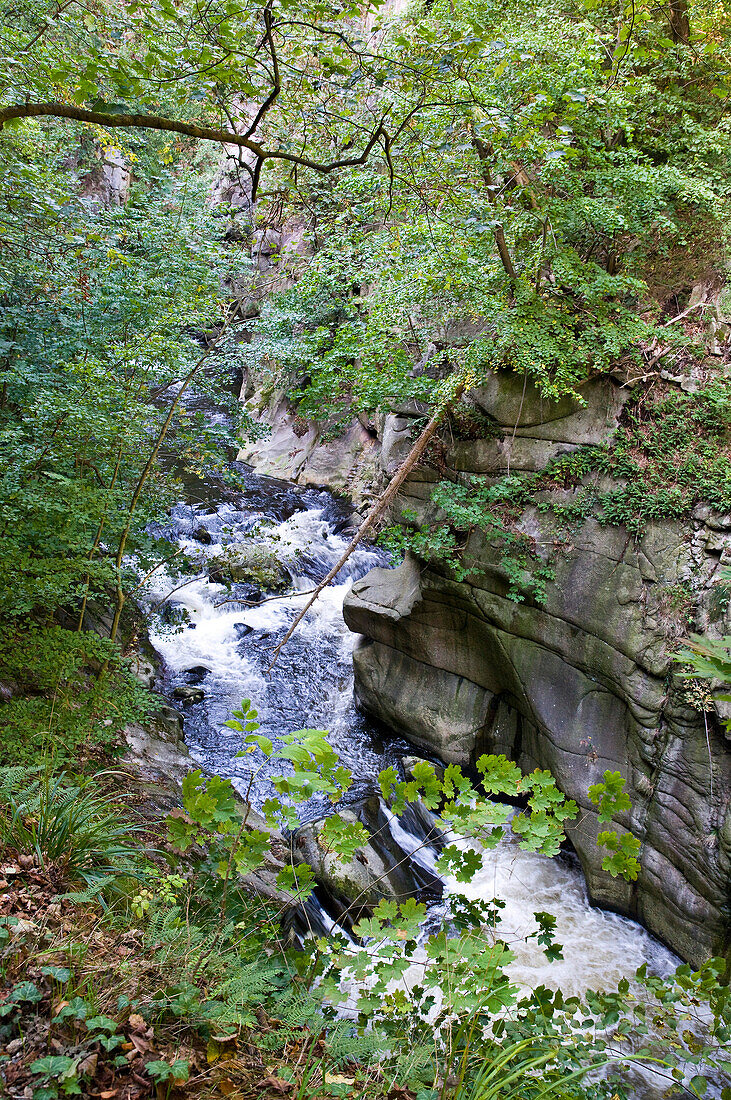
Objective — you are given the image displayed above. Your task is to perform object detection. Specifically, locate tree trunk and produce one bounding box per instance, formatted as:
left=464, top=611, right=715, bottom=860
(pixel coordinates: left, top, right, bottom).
left=669, top=0, right=690, bottom=43
left=470, top=134, right=518, bottom=281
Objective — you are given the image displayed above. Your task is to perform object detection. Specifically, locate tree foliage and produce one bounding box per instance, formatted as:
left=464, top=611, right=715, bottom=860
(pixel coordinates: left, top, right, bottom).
left=236, top=0, right=731, bottom=423
left=0, top=120, right=243, bottom=758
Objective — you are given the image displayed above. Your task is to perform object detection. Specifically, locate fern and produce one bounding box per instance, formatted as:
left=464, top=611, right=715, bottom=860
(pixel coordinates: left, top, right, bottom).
left=0, top=765, right=40, bottom=799
left=213, top=961, right=284, bottom=1025
left=143, top=906, right=229, bottom=968
left=392, top=1040, right=438, bottom=1085
left=324, top=1019, right=393, bottom=1067
left=63, top=878, right=116, bottom=905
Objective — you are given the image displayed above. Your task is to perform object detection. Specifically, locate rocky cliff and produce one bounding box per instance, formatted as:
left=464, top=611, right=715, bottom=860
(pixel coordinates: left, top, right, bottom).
left=341, top=371, right=731, bottom=968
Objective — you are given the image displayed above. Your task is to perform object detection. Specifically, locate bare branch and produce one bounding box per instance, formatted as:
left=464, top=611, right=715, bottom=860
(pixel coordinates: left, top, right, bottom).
left=243, top=5, right=281, bottom=139
left=267, top=381, right=465, bottom=668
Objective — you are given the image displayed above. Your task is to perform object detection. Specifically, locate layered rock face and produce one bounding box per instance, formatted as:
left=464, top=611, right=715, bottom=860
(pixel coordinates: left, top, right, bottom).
left=237, top=393, right=426, bottom=509
left=343, top=373, right=731, bottom=967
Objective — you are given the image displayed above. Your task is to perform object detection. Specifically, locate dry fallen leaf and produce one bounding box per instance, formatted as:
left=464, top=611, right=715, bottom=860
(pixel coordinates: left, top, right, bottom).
left=254, top=1076, right=294, bottom=1094
left=11, top=918, right=36, bottom=933
left=207, top=1038, right=235, bottom=1065
left=78, top=1053, right=98, bottom=1077
left=129, top=1033, right=151, bottom=1054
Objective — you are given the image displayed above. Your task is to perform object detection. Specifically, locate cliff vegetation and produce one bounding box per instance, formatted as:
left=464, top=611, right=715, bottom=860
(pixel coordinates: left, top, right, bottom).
left=2, top=0, right=731, bottom=1096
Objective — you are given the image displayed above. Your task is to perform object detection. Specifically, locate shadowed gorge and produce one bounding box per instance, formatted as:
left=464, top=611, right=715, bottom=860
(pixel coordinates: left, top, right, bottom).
left=2, top=0, right=731, bottom=1096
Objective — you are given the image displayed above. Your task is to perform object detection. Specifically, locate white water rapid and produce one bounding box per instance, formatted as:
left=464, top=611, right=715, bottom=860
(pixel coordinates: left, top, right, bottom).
left=146, top=472, right=408, bottom=815
left=144, top=464, right=680, bottom=1000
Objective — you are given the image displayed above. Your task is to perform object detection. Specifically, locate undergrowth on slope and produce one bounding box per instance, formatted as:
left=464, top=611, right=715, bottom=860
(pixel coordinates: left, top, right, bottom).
left=0, top=625, right=155, bottom=767
left=2, top=715, right=728, bottom=1100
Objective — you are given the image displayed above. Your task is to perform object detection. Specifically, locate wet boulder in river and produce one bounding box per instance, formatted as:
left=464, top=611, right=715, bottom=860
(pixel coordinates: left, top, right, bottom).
left=173, top=685, right=205, bottom=704
left=293, top=795, right=443, bottom=922
left=192, top=526, right=212, bottom=544
left=184, top=666, right=210, bottom=684
left=208, top=543, right=289, bottom=591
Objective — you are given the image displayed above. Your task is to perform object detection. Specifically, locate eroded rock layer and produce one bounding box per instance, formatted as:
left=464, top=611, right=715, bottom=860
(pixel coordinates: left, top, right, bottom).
left=343, top=374, right=731, bottom=967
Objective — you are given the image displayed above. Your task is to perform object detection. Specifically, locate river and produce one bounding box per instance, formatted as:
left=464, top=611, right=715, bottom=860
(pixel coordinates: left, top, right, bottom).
left=143, top=462, right=679, bottom=998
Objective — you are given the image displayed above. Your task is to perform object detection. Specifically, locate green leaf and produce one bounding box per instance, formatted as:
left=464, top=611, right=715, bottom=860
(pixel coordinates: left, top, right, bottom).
left=588, top=771, right=632, bottom=823
left=40, top=966, right=71, bottom=983
left=31, top=1056, right=76, bottom=1078
left=85, top=1015, right=119, bottom=1033
left=11, top=981, right=42, bottom=1003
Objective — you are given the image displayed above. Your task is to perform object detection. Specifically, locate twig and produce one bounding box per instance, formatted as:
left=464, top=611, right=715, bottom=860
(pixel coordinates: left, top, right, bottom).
left=214, top=587, right=319, bottom=608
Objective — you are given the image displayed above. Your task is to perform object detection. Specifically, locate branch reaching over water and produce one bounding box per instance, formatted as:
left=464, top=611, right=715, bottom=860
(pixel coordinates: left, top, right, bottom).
left=266, top=382, right=466, bottom=669
left=0, top=102, right=389, bottom=179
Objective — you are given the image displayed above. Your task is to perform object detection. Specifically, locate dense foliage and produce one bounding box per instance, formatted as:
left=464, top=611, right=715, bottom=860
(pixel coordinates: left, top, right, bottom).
left=0, top=122, right=247, bottom=759
left=3, top=0, right=731, bottom=1097
left=237, top=0, right=731, bottom=421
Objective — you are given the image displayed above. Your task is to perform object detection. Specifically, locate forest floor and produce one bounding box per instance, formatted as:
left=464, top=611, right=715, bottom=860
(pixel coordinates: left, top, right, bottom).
left=0, top=765, right=390, bottom=1100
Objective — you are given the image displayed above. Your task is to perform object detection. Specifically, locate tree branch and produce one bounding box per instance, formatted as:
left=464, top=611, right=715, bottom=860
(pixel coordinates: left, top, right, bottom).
left=0, top=102, right=388, bottom=175
left=470, top=132, right=518, bottom=280
left=266, top=381, right=465, bottom=669
left=243, top=5, right=280, bottom=140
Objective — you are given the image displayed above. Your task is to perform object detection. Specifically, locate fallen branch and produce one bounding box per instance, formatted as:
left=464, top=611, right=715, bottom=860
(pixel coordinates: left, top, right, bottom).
left=659, top=300, right=709, bottom=328
left=267, top=383, right=465, bottom=669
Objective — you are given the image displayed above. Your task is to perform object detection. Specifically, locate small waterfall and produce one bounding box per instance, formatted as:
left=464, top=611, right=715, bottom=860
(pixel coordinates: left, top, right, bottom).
left=144, top=463, right=680, bottom=1001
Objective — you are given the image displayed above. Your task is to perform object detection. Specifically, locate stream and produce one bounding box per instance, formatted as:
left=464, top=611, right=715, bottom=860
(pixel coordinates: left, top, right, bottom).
left=140, top=454, right=728, bottom=1097
left=144, top=460, right=679, bottom=996
left=146, top=467, right=411, bottom=817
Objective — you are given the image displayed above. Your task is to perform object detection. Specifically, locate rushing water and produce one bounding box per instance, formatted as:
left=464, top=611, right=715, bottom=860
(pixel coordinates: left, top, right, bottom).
left=146, top=468, right=412, bottom=818
left=144, top=462, right=680, bottom=998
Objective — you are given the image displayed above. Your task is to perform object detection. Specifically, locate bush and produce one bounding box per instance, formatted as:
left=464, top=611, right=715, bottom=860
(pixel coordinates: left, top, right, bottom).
left=0, top=769, right=144, bottom=891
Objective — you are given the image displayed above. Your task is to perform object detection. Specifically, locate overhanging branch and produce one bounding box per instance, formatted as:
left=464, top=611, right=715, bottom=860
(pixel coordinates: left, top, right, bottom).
left=0, top=101, right=388, bottom=175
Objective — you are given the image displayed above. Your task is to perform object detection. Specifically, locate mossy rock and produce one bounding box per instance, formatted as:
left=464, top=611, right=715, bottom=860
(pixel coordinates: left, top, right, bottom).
left=209, top=544, right=289, bottom=591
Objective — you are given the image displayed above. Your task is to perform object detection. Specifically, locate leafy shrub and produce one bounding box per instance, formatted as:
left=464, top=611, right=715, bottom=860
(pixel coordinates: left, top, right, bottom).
left=156, top=706, right=731, bottom=1099
left=0, top=624, right=154, bottom=766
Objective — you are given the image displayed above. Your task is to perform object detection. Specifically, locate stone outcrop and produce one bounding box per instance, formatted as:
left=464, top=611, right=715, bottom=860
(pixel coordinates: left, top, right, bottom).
left=293, top=793, right=444, bottom=925
left=79, top=147, right=131, bottom=207
left=238, top=393, right=381, bottom=500
left=343, top=372, right=731, bottom=968
left=238, top=391, right=433, bottom=509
